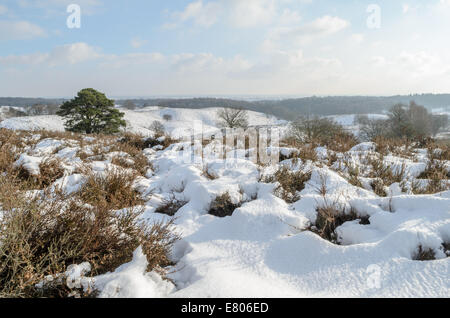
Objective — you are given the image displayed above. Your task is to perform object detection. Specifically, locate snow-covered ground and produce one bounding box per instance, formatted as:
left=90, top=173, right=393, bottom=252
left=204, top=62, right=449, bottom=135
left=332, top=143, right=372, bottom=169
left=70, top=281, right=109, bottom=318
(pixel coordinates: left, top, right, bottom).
left=1, top=108, right=449, bottom=298
left=0, top=107, right=285, bottom=139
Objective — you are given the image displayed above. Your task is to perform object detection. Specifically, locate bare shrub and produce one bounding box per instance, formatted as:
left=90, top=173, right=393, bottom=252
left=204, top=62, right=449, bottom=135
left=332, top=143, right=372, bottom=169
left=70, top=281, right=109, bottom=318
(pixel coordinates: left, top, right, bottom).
left=358, top=117, right=390, bottom=141
left=368, top=156, right=405, bottom=185
left=217, top=108, right=249, bottom=129
left=289, top=116, right=357, bottom=152
left=79, top=168, right=144, bottom=210
left=370, top=178, right=387, bottom=197
left=417, top=150, right=450, bottom=194
left=38, top=157, right=65, bottom=188
left=149, top=120, right=165, bottom=137
left=443, top=242, right=450, bottom=257
left=270, top=166, right=312, bottom=203
left=209, top=192, right=241, bottom=218
left=155, top=194, right=188, bottom=216
left=0, top=129, right=24, bottom=173
left=118, top=132, right=148, bottom=150
left=13, top=157, right=65, bottom=190
left=0, top=190, right=179, bottom=298
left=122, top=100, right=136, bottom=110
left=412, top=245, right=436, bottom=261
left=313, top=204, right=369, bottom=243
left=373, top=136, right=412, bottom=157
left=341, top=157, right=363, bottom=188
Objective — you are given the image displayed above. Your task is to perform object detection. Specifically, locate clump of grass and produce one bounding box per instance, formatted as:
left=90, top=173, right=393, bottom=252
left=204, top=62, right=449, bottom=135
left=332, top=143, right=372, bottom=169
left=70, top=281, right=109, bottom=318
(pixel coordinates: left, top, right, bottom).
left=374, top=136, right=413, bottom=158
left=417, top=154, right=450, bottom=194
left=280, top=138, right=318, bottom=163
left=412, top=245, right=436, bottom=261
left=37, top=157, right=65, bottom=188
left=298, top=144, right=319, bottom=163
left=202, top=165, right=218, bottom=180
left=443, top=242, right=450, bottom=257
left=119, top=132, right=178, bottom=151
left=79, top=168, right=144, bottom=210
left=209, top=192, right=241, bottom=218
left=341, top=157, right=363, bottom=188
left=269, top=166, right=312, bottom=203
left=313, top=204, right=369, bottom=243
left=367, top=154, right=406, bottom=192
left=111, top=152, right=149, bottom=176
left=370, top=178, right=387, bottom=197
left=322, top=132, right=358, bottom=153
left=0, top=188, right=179, bottom=298
left=155, top=194, right=188, bottom=216
left=0, top=129, right=24, bottom=174
left=35, top=130, right=84, bottom=144
left=118, top=133, right=149, bottom=150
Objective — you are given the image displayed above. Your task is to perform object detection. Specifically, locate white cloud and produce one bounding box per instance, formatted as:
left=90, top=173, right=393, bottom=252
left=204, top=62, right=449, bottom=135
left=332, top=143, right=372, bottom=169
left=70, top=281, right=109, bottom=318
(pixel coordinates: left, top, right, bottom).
left=100, top=53, right=165, bottom=69
left=164, top=0, right=303, bottom=29
left=0, top=42, right=100, bottom=65
left=130, top=37, right=148, bottom=49
left=227, top=0, right=277, bottom=28
left=350, top=33, right=364, bottom=44
left=164, top=0, right=221, bottom=29
left=289, top=15, right=349, bottom=40
left=0, top=20, right=46, bottom=40
left=278, top=9, right=302, bottom=25
left=263, top=15, right=349, bottom=50
left=0, top=5, right=8, bottom=15
left=48, top=42, right=100, bottom=65
left=397, top=51, right=444, bottom=77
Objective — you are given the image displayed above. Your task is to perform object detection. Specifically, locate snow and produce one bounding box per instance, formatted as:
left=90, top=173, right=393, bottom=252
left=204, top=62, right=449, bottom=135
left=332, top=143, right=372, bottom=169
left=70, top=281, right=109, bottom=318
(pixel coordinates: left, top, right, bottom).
left=14, top=153, right=42, bottom=175
left=0, top=107, right=281, bottom=139
left=93, top=247, right=176, bottom=298
left=0, top=115, right=65, bottom=132
left=1, top=109, right=449, bottom=298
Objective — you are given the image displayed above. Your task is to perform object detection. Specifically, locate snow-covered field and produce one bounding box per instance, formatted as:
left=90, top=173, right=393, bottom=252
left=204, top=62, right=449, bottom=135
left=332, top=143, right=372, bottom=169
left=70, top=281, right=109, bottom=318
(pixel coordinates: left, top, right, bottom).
left=1, top=108, right=449, bottom=298
left=0, top=107, right=285, bottom=138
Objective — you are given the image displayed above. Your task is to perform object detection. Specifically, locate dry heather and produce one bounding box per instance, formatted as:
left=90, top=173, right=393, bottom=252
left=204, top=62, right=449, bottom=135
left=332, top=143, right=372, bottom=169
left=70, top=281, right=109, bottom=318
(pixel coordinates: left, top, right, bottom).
left=209, top=192, right=241, bottom=218
left=15, top=157, right=66, bottom=189
left=79, top=168, right=144, bottom=210
left=119, top=132, right=178, bottom=151
left=373, top=136, right=415, bottom=158
left=0, top=129, right=180, bottom=298
left=0, top=129, right=24, bottom=174
left=412, top=245, right=436, bottom=261
left=264, top=166, right=312, bottom=203
left=0, top=189, right=179, bottom=297
left=155, top=194, right=188, bottom=216
left=414, top=147, right=450, bottom=194
left=313, top=204, right=369, bottom=244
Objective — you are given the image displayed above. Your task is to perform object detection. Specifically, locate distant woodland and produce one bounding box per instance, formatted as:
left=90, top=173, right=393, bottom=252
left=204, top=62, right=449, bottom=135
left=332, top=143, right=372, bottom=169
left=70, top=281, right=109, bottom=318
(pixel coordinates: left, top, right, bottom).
left=1, top=94, right=450, bottom=120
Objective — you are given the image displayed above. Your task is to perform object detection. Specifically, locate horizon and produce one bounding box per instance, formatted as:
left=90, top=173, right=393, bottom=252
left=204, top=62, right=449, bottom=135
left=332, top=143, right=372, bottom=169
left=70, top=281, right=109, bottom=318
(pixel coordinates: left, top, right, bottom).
left=3, top=93, right=450, bottom=101
left=2, top=1, right=450, bottom=97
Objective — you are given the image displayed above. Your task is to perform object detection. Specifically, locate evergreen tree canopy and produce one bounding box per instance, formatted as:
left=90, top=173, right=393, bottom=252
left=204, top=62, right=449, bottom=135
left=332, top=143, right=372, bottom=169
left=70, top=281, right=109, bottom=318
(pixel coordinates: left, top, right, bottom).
left=57, top=88, right=126, bottom=134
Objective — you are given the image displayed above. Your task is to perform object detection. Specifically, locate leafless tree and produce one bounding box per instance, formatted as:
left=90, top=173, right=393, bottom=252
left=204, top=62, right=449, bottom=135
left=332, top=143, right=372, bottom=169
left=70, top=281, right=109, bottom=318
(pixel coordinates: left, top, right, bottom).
left=217, top=108, right=249, bottom=129
left=163, top=114, right=173, bottom=121
left=149, top=120, right=165, bottom=136
left=122, top=100, right=137, bottom=110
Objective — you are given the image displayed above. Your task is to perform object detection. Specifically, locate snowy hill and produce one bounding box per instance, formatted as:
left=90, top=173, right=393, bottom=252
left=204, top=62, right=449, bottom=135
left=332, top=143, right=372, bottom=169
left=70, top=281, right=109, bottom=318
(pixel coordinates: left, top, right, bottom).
left=0, top=108, right=448, bottom=298
left=0, top=107, right=285, bottom=138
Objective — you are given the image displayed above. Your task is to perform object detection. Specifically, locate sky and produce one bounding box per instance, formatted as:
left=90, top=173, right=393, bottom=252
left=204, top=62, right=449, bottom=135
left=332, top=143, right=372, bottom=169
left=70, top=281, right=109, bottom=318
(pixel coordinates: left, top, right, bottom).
left=1, top=0, right=450, bottom=98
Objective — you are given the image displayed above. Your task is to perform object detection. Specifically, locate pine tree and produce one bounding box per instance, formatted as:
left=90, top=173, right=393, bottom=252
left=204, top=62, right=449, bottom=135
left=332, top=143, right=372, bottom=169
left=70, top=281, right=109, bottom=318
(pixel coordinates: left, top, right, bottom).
left=57, top=88, right=126, bottom=134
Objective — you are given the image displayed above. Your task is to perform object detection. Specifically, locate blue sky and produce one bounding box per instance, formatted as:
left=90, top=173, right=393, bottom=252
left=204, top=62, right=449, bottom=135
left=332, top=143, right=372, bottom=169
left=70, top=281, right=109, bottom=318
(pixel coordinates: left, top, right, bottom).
left=1, top=0, right=450, bottom=97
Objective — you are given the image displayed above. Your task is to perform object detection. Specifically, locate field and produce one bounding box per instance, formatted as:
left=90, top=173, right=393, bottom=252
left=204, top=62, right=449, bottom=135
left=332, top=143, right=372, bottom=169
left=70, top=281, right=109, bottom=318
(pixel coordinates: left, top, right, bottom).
left=0, top=107, right=449, bottom=298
